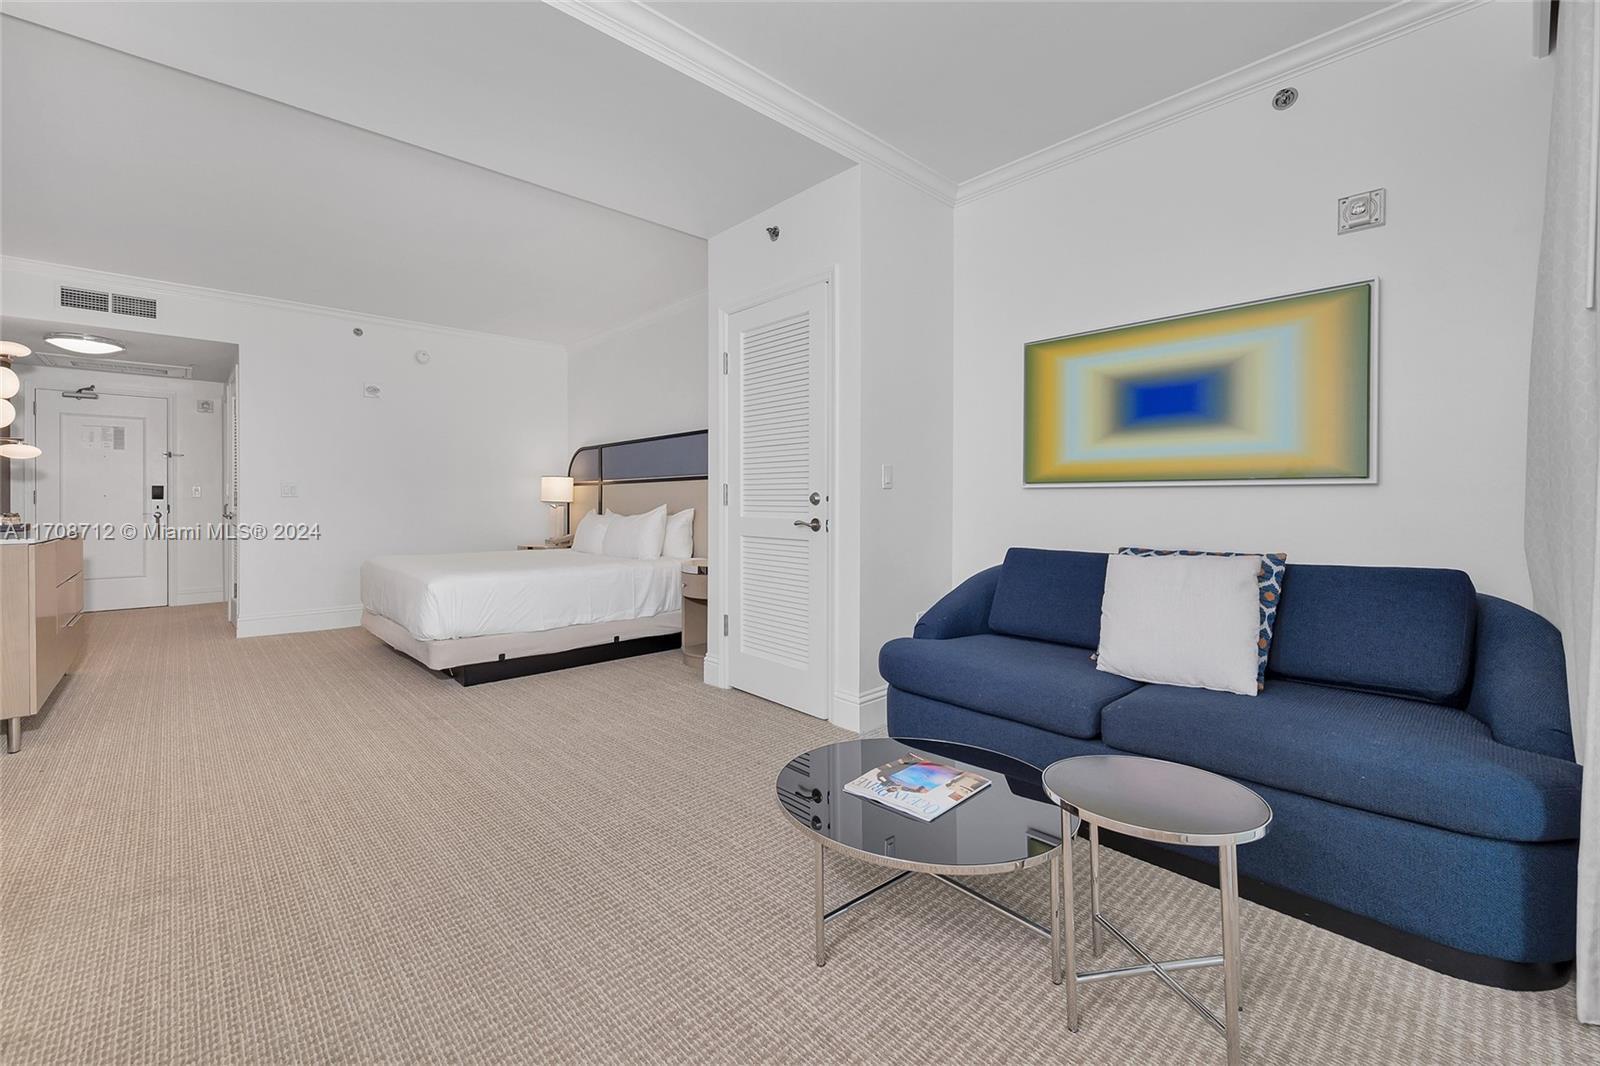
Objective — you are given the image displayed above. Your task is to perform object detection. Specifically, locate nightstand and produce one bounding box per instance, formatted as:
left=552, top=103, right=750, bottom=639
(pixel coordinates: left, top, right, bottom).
left=680, top=558, right=708, bottom=665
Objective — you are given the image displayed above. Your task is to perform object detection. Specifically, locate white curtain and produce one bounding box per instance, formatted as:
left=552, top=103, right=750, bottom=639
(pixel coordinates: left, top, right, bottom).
left=1524, top=0, right=1600, bottom=1024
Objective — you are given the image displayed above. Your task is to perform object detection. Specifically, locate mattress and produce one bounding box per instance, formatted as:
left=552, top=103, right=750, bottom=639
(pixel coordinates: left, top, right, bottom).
left=360, top=549, right=683, bottom=642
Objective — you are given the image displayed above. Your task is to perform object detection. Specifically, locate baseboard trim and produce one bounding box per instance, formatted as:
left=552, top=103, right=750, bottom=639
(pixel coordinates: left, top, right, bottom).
left=169, top=588, right=224, bottom=607
left=1098, top=829, right=1573, bottom=992
left=236, top=604, right=363, bottom=638
left=832, top=685, right=888, bottom=734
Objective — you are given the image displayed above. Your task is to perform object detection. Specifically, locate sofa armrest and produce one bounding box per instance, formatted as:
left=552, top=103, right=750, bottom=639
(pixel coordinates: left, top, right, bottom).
left=1466, top=594, right=1575, bottom=761
left=913, top=566, right=1002, bottom=640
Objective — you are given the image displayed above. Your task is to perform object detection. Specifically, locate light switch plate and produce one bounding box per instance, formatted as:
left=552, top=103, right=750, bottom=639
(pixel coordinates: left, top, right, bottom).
left=881, top=464, right=894, bottom=489
left=196, top=399, right=215, bottom=414
left=1338, top=188, right=1385, bottom=233
left=279, top=482, right=298, bottom=498
left=191, top=486, right=202, bottom=498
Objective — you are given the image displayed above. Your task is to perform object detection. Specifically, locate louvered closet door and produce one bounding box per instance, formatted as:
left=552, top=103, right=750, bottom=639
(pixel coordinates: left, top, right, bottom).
left=726, top=281, right=830, bottom=719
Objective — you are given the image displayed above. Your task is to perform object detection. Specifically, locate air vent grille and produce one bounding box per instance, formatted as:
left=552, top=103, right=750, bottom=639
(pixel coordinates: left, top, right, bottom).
left=60, top=286, right=110, bottom=313
left=112, top=294, right=158, bottom=318
left=32, top=351, right=192, bottom=378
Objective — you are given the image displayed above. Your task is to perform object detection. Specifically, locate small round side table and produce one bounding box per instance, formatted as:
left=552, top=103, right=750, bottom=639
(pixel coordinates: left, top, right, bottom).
left=1043, top=755, right=1271, bottom=1066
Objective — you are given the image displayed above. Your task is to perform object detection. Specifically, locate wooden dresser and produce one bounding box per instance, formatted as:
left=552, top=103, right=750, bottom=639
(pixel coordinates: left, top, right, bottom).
left=0, top=535, right=86, bottom=753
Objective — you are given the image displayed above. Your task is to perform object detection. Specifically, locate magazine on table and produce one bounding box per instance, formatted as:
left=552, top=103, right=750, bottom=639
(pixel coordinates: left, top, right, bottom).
left=843, top=752, right=990, bottom=822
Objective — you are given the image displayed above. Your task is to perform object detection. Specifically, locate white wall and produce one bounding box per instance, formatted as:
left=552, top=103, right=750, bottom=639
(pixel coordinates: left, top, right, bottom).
left=708, top=168, right=865, bottom=724
left=10, top=364, right=227, bottom=606
left=951, top=1, right=1553, bottom=604
left=707, top=166, right=955, bottom=732
left=567, top=293, right=708, bottom=451
left=2, top=257, right=569, bottom=635
left=857, top=167, right=954, bottom=723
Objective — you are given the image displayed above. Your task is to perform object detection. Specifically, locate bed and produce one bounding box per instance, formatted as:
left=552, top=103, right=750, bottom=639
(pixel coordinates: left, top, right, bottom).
left=361, top=430, right=708, bottom=685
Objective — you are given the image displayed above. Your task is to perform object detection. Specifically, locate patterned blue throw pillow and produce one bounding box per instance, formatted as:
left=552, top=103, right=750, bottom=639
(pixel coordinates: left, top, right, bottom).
left=1119, top=547, right=1288, bottom=692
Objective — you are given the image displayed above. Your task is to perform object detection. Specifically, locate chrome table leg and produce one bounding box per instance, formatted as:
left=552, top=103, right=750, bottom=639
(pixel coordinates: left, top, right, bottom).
left=1060, top=808, right=1079, bottom=1031
left=5, top=716, right=18, bottom=754
left=814, top=840, right=826, bottom=967
left=1088, top=822, right=1103, bottom=958
left=1219, top=842, right=1243, bottom=1066
left=1050, top=842, right=1063, bottom=985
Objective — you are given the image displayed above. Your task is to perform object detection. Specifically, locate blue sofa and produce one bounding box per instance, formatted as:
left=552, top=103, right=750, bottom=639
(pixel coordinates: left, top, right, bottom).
left=880, top=548, right=1581, bottom=989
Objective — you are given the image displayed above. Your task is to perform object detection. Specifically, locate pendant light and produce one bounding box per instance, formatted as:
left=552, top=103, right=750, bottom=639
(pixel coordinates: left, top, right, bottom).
left=0, top=340, right=39, bottom=461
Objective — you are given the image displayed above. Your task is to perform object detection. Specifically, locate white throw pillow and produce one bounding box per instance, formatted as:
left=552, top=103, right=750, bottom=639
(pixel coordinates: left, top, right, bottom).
left=1095, top=553, right=1264, bottom=697
left=571, top=511, right=610, bottom=554
left=663, top=508, right=695, bottom=560
left=601, top=505, right=668, bottom=560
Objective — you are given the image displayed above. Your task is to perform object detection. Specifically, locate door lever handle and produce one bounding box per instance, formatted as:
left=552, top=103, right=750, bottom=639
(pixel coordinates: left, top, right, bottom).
left=793, top=518, right=821, bottom=532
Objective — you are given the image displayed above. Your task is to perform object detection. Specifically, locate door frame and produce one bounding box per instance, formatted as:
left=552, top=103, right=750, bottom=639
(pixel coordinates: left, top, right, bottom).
left=713, top=268, right=838, bottom=719
left=21, top=380, right=175, bottom=607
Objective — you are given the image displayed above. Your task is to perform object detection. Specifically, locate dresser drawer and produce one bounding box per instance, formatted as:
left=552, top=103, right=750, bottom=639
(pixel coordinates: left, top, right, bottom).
left=52, top=536, right=83, bottom=587
left=680, top=571, right=708, bottom=600
left=57, top=569, right=84, bottom=632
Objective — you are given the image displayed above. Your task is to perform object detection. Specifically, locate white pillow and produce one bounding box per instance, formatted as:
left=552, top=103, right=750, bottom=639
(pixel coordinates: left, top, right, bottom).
left=571, top=511, right=610, bottom=554
left=1095, top=553, right=1263, bottom=697
left=601, top=505, right=668, bottom=560
left=663, top=508, right=694, bottom=560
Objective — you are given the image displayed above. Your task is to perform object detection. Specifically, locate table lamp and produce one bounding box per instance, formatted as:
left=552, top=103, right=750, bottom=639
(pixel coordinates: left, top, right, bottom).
left=540, top=475, right=574, bottom=540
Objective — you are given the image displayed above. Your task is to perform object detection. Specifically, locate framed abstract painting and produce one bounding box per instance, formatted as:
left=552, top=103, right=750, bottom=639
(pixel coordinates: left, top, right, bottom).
left=1023, top=280, right=1377, bottom=486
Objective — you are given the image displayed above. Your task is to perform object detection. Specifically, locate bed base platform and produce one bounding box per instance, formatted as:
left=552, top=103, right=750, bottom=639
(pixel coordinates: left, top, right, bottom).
left=449, top=632, right=682, bottom=686
left=362, top=609, right=685, bottom=686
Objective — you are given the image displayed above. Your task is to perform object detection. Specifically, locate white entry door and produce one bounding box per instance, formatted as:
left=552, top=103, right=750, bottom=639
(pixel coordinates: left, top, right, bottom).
left=725, top=281, right=830, bottom=718
left=35, top=389, right=170, bottom=612
left=223, top=367, right=239, bottom=624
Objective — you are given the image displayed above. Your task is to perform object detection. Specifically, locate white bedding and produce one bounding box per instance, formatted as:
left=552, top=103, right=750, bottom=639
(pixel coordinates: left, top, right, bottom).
left=361, top=550, right=683, bottom=642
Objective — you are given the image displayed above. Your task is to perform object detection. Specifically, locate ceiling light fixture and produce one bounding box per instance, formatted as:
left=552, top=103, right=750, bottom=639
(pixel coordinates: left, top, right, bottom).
left=45, top=332, right=125, bottom=356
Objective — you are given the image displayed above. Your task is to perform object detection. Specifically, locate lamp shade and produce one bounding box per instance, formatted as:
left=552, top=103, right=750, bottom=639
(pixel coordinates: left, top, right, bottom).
left=540, top=475, right=574, bottom=504
left=0, top=442, right=41, bottom=460
left=0, top=398, right=13, bottom=430
left=0, top=364, right=18, bottom=399
left=0, top=341, right=31, bottom=359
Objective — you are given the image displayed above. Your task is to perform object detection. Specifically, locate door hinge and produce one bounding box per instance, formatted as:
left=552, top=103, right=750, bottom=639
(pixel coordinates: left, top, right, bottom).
left=722, top=483, right=729, bottom=505
left=722, top=351, right=729, bottom=374
left=723, top=614, right=729, bottom=637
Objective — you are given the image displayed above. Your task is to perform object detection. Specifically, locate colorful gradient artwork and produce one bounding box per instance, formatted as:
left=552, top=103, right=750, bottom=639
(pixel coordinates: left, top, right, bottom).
left=1024, top=282, right=1374, bottom=485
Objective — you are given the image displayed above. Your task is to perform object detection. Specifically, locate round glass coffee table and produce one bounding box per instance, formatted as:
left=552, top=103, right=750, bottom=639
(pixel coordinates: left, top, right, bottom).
left=1044, top=755, right=1272, bottom=1066
left=776, top=737, right=1078, bottom=974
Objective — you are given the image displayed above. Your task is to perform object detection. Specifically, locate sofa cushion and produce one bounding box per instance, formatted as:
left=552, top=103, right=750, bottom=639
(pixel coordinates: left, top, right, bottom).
left=879, top=634, right=1139, bottom=739
left=987, top=548, right=1107, bottom=648
left=1266, top=564, right=1476, bottom=704
left=1100, top=681, right=1582, bottom=842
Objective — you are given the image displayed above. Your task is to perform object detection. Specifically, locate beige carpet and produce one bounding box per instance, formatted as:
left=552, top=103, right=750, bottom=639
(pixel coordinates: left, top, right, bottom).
left=1, top=605, right=1593, bottom=1064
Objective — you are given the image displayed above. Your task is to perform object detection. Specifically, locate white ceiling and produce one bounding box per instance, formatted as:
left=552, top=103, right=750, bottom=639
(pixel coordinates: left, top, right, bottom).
left=650, top=0, right=1391, bottom=184
left=0, top=16, right=720, bottom=346
left=1, top=317, right=240, bottom=383
left=2, top=1, right=852, bottom=239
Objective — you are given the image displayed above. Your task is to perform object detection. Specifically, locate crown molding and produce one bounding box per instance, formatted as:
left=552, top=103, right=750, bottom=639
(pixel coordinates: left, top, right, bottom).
left=554, top=1, right=1487, bottom=210
left=956, top=0, right=1489, bottom=203
left=1, top=255, right=567, bottom=350
left=567, top=289, right=706, bottom=352
left=549, top=0, right=958, bottom=207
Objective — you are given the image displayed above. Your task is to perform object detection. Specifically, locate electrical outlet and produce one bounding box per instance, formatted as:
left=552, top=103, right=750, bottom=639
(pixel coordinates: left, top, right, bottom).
left=279, top=482, right=298, bottom=498
left=881, top=464, right=894, bottom=489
